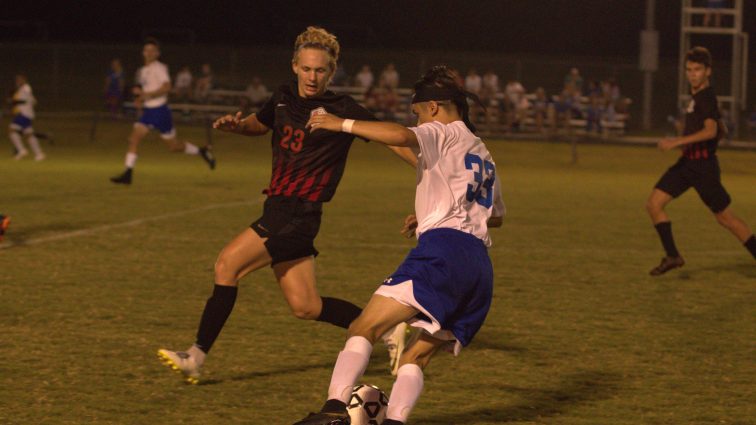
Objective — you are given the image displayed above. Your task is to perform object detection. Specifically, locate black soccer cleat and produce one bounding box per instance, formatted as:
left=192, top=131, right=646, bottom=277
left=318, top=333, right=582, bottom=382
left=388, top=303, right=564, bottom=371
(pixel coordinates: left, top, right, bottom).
left=199, top=146, right=216, bottom=170
left=649, top=256, right=685, bottom=276
left=110, top=168, right=133, bottom=185
left=292, top=411, right=350, bottom=425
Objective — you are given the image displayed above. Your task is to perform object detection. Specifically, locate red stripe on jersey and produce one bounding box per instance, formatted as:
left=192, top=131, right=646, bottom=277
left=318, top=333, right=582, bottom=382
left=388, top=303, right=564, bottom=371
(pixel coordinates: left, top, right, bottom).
left=307, top=167, right=334, bottom=202
left=274, top=162, right=295, bottom=195
left=702, top=149, right=709, bottom=159
left=298, top=172, right=319, bottom=197
left=269, top=155, right=285, bottom=193
left=284, top=167, right=309, bottom=196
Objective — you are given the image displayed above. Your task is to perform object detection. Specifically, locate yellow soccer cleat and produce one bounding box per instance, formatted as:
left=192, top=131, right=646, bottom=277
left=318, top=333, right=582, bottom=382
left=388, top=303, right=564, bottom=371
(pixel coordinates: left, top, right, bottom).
left=157, top=349, right=201, bottom=384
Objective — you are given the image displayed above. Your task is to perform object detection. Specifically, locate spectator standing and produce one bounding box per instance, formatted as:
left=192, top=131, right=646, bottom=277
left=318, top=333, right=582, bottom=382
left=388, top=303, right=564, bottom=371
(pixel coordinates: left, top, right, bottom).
left=194, top=63, right=214, bottom=100
left=173, top=66, right=193, bottom=101
left=354, top=65, right=374, bottom=92
left=104, top=59, right=125, bottom=118
left=379, top=63, right=399, bottom=89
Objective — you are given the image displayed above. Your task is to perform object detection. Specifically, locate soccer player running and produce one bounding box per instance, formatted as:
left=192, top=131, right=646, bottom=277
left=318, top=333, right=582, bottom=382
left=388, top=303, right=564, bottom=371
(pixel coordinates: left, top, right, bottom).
left=157, top=27, right=409, bottom=384
left=8, top=74, right=45, bottom=161
left=110, top=38, right=215, bottom=185
left=647, top=46, right=756, bottom=275
left=0, top=214, right=9, bottom=243
left=294, top=65, right=505, bottom=425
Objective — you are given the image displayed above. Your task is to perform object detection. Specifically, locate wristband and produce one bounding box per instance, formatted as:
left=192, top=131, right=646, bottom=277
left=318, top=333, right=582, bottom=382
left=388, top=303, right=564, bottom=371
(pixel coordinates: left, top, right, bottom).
left=341, top=119, right=355, bottom=133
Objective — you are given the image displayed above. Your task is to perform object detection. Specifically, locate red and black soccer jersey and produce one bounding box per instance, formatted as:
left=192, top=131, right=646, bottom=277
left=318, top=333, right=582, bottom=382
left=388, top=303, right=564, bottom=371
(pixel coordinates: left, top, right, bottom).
left=255, top=82, right=377, bottom=203
left=682, top=86, right=721, bottom=160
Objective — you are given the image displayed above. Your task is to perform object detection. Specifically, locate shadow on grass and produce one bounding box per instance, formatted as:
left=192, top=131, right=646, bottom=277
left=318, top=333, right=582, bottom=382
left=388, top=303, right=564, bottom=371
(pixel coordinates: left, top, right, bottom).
left=414, top=370, right=621, bottom=424
left=199, top=362, right=333, bottom=385
left=469, top=336, right=528, bottom=353
left=688, top=262, right=756, bottom=279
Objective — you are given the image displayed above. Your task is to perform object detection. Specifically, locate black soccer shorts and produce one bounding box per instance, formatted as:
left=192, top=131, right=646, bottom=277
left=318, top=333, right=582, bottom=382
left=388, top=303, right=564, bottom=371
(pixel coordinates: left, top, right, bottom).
left=250, top=195, right=322, bottom=266
left=655, top=156, right=732, bottom=213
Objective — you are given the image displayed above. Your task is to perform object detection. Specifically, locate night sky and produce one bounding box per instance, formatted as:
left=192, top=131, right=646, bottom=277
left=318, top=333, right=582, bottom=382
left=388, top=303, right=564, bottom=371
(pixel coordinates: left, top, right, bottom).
left=3, top=1, right=756, bottom=59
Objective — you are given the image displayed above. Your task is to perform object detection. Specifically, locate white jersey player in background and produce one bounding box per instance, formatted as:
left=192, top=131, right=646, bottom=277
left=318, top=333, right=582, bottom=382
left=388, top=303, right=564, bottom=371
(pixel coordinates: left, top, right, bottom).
left=295, top=65, right=505, bottom=425
left=8, top=74, right=45, bottom=161
left=110, top=38, right=215, bottom=185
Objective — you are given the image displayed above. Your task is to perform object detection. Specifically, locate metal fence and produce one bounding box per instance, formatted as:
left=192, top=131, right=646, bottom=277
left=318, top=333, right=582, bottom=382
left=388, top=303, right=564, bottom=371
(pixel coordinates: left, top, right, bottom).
left=2, top=41, right=754, bottom=133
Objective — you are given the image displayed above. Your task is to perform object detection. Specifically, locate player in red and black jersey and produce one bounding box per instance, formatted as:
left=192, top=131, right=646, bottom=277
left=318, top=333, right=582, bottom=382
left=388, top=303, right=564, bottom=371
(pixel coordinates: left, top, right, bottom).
left=646, top=47, right=756, bottom=276
left=156, top=27, right=416, bottom=383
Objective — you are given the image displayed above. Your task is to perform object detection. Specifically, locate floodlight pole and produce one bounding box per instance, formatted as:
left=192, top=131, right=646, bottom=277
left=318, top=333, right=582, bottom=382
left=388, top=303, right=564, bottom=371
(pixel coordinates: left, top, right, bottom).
left=640, top=0, right=657, bottom=131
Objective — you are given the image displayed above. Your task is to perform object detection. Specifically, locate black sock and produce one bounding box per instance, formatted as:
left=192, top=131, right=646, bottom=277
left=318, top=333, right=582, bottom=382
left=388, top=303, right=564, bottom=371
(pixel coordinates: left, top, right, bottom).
left=320, top=399, right=346, bottom=413
left=654, top=221, right=680, bottom=257
left=195, top=284, right=238, bottom=353
left=744, top=235, right=756, bottom=259
left=382, top=420, right=405, bottom=425
left=317, top=297, right=362, bottom=329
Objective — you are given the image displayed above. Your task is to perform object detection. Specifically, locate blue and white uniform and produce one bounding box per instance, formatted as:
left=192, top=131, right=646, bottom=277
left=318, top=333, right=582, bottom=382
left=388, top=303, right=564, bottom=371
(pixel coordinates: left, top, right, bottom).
left=135, top=60, right=175, bottom=139
left=375, top=120, right=505, bottom=355
left=10, top=83, right=36, bottom=134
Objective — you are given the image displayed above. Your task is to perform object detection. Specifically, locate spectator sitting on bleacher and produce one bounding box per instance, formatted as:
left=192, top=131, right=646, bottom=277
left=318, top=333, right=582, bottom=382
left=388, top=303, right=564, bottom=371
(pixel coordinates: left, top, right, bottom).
left=532, top=87, right=552, bottom=133
left=504, top=80, right=528, bottom=132
left=481, top=69, right=499, bottom=128
left=585, top=93, right=605, bottom=133
left=564, top=67, right=583, bottom=96
left=194, top=63, right=213, bottom=101
left=240, top=77, right=268, bottom=115
left=553, top=84, right=578, bottom=131
left=381, top=86, right=399, bottom=120
left=363, top=84, right=382, bottom=113
left=331, top=64, right=349, bottom=86
left=379, top=63, right=399, bottom=89
left=465, top=68, right=483, bottom=124
left=354, top=65, right=374, bottom=92
left=173, top=66, right=193, bottom=102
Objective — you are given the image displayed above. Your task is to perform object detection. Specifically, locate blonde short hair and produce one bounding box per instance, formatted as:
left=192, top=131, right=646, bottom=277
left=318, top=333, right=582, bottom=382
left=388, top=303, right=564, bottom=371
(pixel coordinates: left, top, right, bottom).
left=293, top=26, right=340, bottom=70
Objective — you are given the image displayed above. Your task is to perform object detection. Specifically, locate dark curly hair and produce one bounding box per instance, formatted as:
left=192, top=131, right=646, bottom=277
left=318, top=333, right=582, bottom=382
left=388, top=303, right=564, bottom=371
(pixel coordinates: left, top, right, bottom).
left=413, top=65, right=482, bottom=133
left=686, top=46, right=712, bottom=68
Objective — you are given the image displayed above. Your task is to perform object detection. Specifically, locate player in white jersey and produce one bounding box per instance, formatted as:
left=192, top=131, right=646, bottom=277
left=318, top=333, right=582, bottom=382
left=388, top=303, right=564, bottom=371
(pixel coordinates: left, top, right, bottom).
left=110, top=38, right=215, bottom=185
left=295, top=66, right=504, bottom=425
left=8, top=75, right=45, bottom=161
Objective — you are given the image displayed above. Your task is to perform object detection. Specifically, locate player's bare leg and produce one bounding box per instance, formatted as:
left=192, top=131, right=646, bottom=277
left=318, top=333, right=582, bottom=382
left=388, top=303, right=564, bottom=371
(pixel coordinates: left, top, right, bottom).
left=111, top=124, right=148, bottom=184
left=274, top=257, right=322, bottom=320
left=382, top=332, right=447, bottom=425
left=162, top=135, right=215, bottom=169
left=295, top=295, right=418, bottom=424
left=714, top=208, right=756, bottom=259
left=158, top=228, right=271, bottom=383
left=646, top=189, right=685, bottom=275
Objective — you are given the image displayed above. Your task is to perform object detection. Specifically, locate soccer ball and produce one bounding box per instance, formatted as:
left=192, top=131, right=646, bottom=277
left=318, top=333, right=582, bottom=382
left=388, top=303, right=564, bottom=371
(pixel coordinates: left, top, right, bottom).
left=347, top=384, right=389, bottom=425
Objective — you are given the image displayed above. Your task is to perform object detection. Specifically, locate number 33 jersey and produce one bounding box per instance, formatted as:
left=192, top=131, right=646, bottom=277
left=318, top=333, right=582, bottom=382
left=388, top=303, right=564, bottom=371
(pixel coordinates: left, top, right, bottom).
left=410, top=121, right=505, bottom=247
left=256, top=81, right=377, bottom=203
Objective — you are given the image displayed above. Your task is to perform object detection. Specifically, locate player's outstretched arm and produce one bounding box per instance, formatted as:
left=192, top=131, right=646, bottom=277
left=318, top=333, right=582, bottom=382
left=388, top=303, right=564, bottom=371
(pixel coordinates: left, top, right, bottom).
left=386, top=145, right=418, bottom=168
left=306, top=113, right=418, bottom=147
left=213, top=111, right=269, bottom=136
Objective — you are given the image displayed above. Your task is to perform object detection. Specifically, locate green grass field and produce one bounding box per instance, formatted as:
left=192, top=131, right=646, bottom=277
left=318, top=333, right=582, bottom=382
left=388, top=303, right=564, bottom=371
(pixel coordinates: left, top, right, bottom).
left=1, top=116, right=754, bottom=425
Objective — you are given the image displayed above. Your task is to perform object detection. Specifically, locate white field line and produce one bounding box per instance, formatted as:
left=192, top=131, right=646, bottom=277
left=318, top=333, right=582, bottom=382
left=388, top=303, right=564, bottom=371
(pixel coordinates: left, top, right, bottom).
left=0, top=199, right=261, bottom=250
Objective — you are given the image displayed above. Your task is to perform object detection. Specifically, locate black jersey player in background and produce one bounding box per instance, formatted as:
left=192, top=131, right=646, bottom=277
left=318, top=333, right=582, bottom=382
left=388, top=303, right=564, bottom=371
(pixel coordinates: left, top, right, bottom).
left=157, top=27, right=417, bottom=383
left=646, top=46, right=756, bottom=276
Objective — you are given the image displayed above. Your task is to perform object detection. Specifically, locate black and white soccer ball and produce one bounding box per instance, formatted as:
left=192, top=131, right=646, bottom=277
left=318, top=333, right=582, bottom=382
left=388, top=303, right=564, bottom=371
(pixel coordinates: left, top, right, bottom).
left=347, top=384, right=389, bottom=425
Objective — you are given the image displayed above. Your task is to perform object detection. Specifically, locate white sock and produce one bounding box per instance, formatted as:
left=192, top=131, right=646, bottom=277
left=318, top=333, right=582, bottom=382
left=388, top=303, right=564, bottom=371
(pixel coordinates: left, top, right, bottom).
left=386, top=364, right=424, bottom=422
left=327, top=336, right=373, bottom=403
left=26, top=134, right=43, bottom=156
left=187, top=344, right=206, bottom=367
left=125, top=152, right=137, bottom=168
left=183, top=142, right=199, bottom=155
left=9, top=132, right=27, bottom=153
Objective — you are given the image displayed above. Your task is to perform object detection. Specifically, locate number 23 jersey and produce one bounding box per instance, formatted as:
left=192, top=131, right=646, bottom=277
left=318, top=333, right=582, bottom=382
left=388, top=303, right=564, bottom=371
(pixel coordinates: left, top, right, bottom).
left=410, top=121, right=505, bottom=247
left=256, top=81, right=377, bottom=203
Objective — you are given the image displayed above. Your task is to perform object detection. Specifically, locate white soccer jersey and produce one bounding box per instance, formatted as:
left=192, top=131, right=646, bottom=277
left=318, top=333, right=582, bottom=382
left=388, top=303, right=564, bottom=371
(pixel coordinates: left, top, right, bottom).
left=137, top=61, right=170, bottom=108
left=12, top=84, right=35, bottom=119
left=410, top=120, right=505, bottom=247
